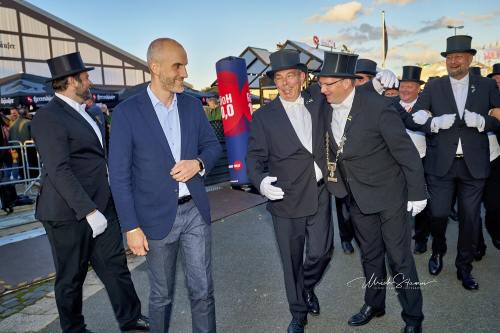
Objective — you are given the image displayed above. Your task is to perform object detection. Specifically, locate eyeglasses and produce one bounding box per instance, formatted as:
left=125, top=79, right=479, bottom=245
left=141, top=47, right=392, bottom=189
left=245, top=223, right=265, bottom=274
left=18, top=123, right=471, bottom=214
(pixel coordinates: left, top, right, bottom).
left=318, top=78, right=345, bottom=88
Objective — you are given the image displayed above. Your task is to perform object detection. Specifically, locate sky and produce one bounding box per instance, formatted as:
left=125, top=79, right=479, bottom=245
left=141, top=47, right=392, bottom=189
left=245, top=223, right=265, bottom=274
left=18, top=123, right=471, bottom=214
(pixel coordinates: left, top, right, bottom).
left=28, top=0, right=500, bottom=89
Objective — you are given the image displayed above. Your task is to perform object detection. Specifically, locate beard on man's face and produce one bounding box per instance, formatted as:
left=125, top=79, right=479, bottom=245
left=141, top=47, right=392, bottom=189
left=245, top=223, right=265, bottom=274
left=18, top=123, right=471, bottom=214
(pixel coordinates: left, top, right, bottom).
left=159, top=72, right=184, bottom=93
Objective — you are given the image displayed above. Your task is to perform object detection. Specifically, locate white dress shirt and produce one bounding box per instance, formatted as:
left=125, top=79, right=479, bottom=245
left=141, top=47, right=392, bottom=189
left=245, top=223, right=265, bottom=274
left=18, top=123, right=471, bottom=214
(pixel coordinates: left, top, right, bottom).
left=280, top=96, right=323, bottom=181
left=55, top=93, right=103, bottom=148
left=400, top=98, right=426, bottom=158
left=330, top=88, right=355, bottom=145
left=449, top=74, right=469, bottom=155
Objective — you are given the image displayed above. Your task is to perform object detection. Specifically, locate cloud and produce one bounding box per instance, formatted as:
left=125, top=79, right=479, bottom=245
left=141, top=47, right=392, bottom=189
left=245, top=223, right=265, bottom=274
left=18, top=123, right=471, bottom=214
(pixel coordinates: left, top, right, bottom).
left=307, top=1, right=363, bottom=23
left=375, top=0, right=415, bottom=4
left=334, top=23, right=412, bottom=44
left=416, top=16, right=464, bottom=34
left=390, top=42, right=442, bottom=65
left=465, top=12, right=497, bottom=22
left=398, top=50, right=442, bottom=65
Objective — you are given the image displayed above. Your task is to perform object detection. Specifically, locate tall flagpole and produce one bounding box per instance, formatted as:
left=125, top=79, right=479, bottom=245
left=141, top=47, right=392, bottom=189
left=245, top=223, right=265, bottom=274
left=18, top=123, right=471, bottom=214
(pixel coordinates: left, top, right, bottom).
left=381, top=10, right=386, bottom=68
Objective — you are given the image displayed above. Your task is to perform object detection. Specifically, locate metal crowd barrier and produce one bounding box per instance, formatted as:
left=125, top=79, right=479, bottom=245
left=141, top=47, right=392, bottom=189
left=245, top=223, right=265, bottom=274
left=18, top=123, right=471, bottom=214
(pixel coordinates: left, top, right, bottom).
left=0, top=140, right=41, bottom=196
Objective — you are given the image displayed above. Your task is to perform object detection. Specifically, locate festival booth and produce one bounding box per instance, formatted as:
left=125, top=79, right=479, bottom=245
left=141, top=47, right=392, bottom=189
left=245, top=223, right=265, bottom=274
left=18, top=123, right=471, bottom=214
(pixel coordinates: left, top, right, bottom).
left=0, top=73, right=121, bottom=113
left=0, top=73, right=53, bottom=111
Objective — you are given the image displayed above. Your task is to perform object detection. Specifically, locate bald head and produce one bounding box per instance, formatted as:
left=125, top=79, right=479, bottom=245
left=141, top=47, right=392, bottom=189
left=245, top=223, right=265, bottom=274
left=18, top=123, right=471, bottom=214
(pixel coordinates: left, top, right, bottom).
left=147, top=38, right=184, bottom=67
left=147, top=37, right=188, bottom=95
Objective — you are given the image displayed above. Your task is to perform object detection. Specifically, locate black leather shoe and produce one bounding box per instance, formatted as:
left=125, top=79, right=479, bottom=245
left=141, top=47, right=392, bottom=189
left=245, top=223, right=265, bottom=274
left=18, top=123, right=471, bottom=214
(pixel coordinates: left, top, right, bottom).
left=428, top=253, right=443, bottom=276
left=493, top=239, right=500, bottom=250
left=348, top=304, right=385, bottom=326
left=121, top=315, right=150, bottom=332
left=287, top=318, right=306, bottom=333
left=403, top=324, right=422, bottom=333
left=304, top=289, right=320, bottom=315
left=457, top=271, right=479, bottom=291
left=414, top=241, right=427, bottom=254
left=341, top=241, right=354, bottom=254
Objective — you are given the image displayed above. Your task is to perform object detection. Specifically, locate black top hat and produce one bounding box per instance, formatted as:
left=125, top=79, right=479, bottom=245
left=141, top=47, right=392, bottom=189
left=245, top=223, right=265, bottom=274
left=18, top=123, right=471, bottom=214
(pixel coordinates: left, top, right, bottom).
left=317, top=52, right=361, bottom=79
left=400, top=65, right=425, bottom=85
left=487, top=63, right=500, bottom=78
left=441, top=35, right=477, bottom=57
left=469, top=66, right=482, bottom=76
left=355, top=59, right=377, bottom=76
left=266, top=49, right=307, bottom=78
left=46, top=52, right=94, bottom=82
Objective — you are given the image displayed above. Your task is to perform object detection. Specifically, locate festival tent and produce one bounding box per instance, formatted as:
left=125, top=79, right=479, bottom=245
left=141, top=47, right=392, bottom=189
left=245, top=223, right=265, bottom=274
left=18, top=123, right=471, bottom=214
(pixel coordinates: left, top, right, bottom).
left=0, top=73, right=121, bottom=110
left=0, top=73, right=53, bottom=109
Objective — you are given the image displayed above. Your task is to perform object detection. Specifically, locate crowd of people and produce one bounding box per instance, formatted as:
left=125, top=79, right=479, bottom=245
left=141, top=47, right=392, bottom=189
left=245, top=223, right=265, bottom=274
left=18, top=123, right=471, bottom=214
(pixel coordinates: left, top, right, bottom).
left=248, top=34, right=499, bottom=333
left=23, top=32, right=500, bottom=333
left=0, top=106, right=36, bottom=213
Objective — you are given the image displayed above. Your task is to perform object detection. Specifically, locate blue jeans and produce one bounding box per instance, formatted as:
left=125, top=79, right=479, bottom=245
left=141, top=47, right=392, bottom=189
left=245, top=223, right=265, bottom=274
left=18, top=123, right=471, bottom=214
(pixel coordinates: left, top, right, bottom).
left=145, top=200, right=216, bottom=333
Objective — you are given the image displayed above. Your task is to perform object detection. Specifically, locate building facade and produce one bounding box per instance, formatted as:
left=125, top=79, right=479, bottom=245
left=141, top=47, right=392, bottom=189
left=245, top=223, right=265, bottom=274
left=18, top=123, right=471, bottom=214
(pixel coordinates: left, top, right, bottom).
left=0, top=0, right=150, bottom=90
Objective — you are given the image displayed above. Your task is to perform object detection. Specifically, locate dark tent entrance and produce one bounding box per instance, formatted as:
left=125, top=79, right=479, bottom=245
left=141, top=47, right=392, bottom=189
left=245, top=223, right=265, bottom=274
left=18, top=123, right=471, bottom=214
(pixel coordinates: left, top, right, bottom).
left=0, top=73, right=54, bottom=110
left=0, top=73, right=120, bottom=111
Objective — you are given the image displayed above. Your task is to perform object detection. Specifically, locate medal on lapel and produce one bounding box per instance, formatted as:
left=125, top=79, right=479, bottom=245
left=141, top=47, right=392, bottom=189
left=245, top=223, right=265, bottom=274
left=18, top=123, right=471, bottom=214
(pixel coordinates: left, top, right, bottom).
left=327, top=162, right=337, bottom=182
left=325, top=133, right=338, bottom=182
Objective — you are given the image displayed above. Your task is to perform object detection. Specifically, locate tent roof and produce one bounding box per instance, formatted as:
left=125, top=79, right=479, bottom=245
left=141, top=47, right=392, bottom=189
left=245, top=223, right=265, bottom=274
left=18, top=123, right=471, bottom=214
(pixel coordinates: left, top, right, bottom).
left=11, top=0, right=148, bottom=69
left=0, top=73, right=53, bottom=97
left=282, top=40, right=325, bottom=72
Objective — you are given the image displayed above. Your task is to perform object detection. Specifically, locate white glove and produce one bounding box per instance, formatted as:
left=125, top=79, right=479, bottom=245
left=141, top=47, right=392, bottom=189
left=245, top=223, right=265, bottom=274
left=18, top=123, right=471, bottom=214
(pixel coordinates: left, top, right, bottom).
left=86, top=210, right=108, bottom=238
left=259, top=176, right=284, bottom=201
left=464, top=109, right=485, bottom=131
left=407, top=200, right=427, bottom=217
left=376, top=69, right=399, bottom=89
left=431, top=114, right=456, bottom=132
left=412, top=110, right=431, bottom=125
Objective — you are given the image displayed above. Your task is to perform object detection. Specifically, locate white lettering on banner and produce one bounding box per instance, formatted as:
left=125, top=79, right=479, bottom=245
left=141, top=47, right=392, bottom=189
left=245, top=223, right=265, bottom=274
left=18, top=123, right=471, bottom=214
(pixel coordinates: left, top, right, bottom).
left=33, top=95, right=53, bottom=103
left=1, top=97, right=14, bottom=105
left=320, top=39, right=335, bottom=49
left=221, top=104, right=234, bottom=120
left=220, top=93, right=234, bottom=121
left=96, top=94, right=116, bottom=101
left=220, top=93, right=232, bottom=105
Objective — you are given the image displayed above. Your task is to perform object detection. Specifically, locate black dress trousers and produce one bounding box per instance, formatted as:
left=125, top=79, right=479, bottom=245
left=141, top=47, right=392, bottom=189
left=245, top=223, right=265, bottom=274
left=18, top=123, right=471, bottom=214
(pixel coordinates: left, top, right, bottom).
left=426, top=158, right=485, bottom=274
left=43, top=199, right=142, bottom=333
left=271, top=184, right=333, bottom=322
left=349, top=197, right=424, bottom=326
left=334, top=196, right=355, bottom=243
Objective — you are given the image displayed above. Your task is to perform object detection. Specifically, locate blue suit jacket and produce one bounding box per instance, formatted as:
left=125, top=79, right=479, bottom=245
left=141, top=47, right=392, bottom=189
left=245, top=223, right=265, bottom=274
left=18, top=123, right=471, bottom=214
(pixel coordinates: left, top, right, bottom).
left=109, top=88, right=222, bottom=240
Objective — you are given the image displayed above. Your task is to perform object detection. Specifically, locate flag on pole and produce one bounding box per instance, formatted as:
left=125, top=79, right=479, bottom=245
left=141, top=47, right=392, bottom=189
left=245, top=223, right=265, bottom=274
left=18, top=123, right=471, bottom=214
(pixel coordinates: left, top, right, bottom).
left=382, top=11, right=388, bottom=67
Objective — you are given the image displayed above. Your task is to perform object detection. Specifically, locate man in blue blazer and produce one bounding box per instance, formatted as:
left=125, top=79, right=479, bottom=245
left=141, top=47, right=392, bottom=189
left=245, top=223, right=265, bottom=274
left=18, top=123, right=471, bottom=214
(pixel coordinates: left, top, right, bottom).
left=109, top=38, right=221, bottom=333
